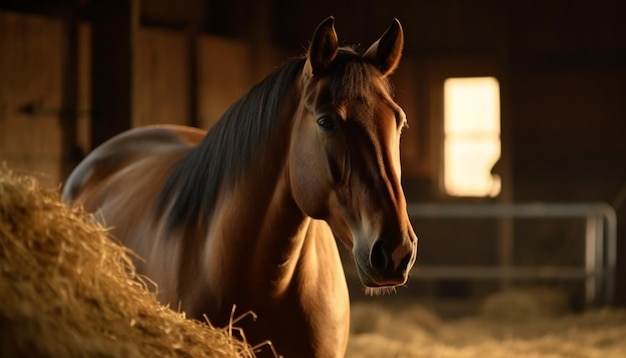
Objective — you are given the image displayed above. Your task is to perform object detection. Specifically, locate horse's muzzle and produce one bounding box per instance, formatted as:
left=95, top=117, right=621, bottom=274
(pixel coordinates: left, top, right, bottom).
left=356, top=236, right=417, bottom=287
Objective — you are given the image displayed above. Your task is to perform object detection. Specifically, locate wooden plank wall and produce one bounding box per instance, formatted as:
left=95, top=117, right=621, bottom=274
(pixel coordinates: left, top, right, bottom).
left=0, top=11, right=286, bottom=188
left=0, top=12, right=64, bottom=188
left=134, top=27, right=189, bottom=127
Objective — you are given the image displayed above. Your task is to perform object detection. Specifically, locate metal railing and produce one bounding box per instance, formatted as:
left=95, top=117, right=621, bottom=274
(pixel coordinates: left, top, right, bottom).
left=407, top=203, right=617, bottom=305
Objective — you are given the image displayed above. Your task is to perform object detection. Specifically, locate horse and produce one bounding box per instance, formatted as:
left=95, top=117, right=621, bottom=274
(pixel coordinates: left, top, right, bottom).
left=63, top=17, right=418, bottom=358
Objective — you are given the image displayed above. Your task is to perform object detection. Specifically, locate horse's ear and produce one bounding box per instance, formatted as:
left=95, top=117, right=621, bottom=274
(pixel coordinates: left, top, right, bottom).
left=306, top=16, right=339, bottom=77
left=363, top=19, right=404, bottom=77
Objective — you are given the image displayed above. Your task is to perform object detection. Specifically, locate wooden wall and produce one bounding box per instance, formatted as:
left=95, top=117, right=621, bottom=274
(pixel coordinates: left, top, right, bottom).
left=133, top=28, right=189, bottom=127
left=0, top=12, right=65, bottom=187
left=0, top=11, right=285, bottom=187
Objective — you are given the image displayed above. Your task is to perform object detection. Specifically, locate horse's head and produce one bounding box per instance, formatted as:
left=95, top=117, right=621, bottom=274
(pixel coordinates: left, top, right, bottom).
left=289, top=17, right=418, bottom=292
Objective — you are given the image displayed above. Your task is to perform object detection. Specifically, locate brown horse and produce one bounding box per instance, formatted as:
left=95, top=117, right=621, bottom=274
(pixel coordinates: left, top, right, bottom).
left=63, top=17, right=417, bottom=358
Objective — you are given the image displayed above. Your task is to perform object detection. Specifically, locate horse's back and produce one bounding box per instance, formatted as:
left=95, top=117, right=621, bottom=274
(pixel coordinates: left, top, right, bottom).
left=63, top=124, right=205, bottom=207
left=62, top=125, right=207, bottom=306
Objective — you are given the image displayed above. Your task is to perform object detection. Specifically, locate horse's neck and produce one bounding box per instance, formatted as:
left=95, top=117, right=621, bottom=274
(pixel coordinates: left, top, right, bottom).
left=207, top=159, right=349, bottom=340
left=200, top=125, right=341, bottom=301
left=214, top=154, right=313, bottom=295
left=189, top=89, right=350, bottom=356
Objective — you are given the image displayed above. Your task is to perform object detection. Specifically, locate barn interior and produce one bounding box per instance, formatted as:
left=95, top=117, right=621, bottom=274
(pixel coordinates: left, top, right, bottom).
left=1, top=0, right=625, bottom=351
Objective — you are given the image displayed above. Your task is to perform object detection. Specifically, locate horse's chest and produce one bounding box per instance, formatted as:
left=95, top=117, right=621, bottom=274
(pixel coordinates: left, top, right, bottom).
left=240, top=300, right=347, bottom=357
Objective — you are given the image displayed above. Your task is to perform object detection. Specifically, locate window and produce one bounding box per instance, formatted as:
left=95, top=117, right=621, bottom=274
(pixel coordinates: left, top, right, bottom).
left=443, top=77, right=501, bottom=197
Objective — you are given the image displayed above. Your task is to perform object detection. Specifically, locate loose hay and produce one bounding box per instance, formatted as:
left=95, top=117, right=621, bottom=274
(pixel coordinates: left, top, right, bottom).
left=348, top=295, right=626, bottom=358
left=0, top=167, right=256, bottom=358
left=480, top=288, right=569, bottom=322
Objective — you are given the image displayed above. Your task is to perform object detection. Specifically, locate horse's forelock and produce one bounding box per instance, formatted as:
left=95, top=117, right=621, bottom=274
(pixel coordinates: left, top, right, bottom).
left=326, top=49, right=393, bottom=104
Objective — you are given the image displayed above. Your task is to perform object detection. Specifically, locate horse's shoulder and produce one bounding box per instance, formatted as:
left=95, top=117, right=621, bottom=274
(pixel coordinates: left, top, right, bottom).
left=62, top=125, right=205, bottom=202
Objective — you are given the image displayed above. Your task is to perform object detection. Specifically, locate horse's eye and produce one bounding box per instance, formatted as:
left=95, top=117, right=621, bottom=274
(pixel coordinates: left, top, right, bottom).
left=317, top=116, right=339, bottom=132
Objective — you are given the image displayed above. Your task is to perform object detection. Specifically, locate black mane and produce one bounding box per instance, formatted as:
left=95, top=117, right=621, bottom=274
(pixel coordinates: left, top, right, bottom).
left=156, top=57, right=306, bottom=231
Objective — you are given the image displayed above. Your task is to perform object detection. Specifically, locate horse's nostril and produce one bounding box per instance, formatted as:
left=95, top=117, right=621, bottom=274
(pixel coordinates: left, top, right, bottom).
left=399, top=251, right=412, bottom=271
left=370, top=240, right=390, bottom=273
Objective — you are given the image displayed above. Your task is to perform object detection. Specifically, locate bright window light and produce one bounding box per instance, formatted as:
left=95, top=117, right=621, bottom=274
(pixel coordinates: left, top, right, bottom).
left=444, top=77, right=501, bottom=197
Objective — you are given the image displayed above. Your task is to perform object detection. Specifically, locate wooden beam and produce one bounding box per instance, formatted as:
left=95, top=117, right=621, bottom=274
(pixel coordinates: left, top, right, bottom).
left=59, top=1, right=81, bottom=180
left=90, top=0, right=138, bottom=148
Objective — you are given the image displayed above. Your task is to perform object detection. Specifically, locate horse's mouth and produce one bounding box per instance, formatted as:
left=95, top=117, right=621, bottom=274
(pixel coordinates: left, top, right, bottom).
left=353, top=256, right=409, bottom=289
left=354, top=263, right=403, bottom=296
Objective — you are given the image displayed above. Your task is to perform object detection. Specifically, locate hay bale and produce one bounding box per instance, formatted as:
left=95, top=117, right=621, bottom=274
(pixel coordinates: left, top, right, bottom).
left=0, top=166, right=255, bottom=357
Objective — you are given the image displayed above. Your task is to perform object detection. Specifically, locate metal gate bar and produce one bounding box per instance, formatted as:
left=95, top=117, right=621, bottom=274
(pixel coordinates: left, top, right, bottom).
left=407, top=203, right=617, bottom=305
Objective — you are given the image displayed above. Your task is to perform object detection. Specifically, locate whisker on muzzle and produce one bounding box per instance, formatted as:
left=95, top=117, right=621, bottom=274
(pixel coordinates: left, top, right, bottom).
left=364, top=286, right=397, bottom=296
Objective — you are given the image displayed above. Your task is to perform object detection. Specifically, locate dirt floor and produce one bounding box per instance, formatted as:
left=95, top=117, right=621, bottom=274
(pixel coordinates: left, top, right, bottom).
left=347, top=290, right=626, bottom=358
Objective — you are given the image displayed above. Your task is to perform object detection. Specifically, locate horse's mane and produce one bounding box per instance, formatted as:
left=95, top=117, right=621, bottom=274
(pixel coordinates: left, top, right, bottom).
left=156, top=48, right=391, bottom=232
left=156, top=56, right=305, bottom=231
